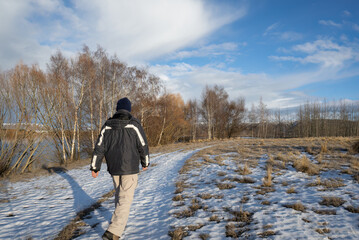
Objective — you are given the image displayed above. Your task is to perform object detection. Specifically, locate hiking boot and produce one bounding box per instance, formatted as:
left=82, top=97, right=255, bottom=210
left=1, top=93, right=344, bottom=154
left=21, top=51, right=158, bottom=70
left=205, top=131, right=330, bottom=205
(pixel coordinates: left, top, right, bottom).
left=102, top=230, right=119, bottom=240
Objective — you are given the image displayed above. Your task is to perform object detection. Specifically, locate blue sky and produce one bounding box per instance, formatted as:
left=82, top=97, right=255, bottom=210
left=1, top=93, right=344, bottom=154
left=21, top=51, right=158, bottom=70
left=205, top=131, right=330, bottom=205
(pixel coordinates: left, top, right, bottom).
left=0, top=0, right=358, bottom=108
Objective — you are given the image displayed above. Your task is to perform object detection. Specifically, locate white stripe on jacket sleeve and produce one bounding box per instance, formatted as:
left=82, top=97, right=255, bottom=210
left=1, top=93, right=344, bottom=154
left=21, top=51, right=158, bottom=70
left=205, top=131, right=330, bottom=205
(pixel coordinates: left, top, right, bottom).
left=98, top=126, right=112, bottom=146
left=91, top=155, right=98, bottom=169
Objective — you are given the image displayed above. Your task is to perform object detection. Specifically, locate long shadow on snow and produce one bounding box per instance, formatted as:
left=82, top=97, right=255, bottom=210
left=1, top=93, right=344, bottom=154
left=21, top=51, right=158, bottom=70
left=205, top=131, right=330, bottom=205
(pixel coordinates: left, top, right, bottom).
left=44, top=166, right=111, bottom=238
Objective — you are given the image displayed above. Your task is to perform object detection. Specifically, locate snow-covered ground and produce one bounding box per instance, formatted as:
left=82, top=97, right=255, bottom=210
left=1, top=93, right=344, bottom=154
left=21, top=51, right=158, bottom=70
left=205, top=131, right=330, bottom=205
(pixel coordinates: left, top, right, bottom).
left=169, top=150, right=359, bottom=240
left=1, top=142, right=359, bottom=240
left=0, top=148, right=202, bottom=239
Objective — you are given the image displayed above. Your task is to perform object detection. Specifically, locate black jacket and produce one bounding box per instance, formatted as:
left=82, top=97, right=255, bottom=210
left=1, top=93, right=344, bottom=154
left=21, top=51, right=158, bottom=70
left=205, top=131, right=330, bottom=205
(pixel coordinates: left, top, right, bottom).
left=90, top=110, right=150, bottom=175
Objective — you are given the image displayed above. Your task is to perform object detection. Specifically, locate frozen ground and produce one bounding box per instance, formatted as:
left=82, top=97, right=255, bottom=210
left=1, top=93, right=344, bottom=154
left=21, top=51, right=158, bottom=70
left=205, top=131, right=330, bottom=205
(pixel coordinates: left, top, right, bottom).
left=0, top=148, right=202, bottom=239
left=169, top=149, right=359, bottom=240
left=1, top=141, right=359, bottom=240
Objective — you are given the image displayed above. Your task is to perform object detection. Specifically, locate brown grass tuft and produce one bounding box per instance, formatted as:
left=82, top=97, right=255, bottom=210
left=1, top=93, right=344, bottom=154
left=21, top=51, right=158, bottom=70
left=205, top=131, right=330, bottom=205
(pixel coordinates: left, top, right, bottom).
left=187, top=223, right=205, bottom=231
left=344, top=205, right=359, bottom=213
left=286, top=187, right=297, bottom=194
left=172, top=195, right=184, bottom=202
left=227, top=207, right=253, bottom=223
left=238, top=162, right=252, bottom=175
left=225, top=224, right=238, bottom=238
left=198, top=193, right=213, bottom=200
left=263, top=164, right=272, bottom=187
left=173, top=209, right=195, bottom=219
left=199, top=233, right=210, bottom=240
left=293, top=155, right=319, bottom=175
left=320, top=141, right=328, bottom=153
left=283, top=202, right=307, bottom=212
left=258, top=230, right=277, bottom=238
left=168, top=227, right=189, bottom=240
left=209, top=215, right=221, bottom=222
left=316, top=228, right=330, bottom=234
left=320, top=196, right=345, bottom=207
left=312, top=208, right=336, bottom=215
left=217, top=183, right=236, bottom=190
left=261, top=200, right=271, bottom=205
left=351, top=140, right=359, bottom=154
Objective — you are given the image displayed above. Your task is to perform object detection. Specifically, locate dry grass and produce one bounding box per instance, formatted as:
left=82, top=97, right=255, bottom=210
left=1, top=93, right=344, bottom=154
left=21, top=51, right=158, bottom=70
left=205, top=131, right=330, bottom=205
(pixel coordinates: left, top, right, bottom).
left=307, top=177, right=345, bottom=190
left=238, top=162, right=252, bottom=175
left=199, top=233, right=210, bottom=240
left=168, top=227, right=189, bottom=240
left=316, top=154, right=323, bottom=164
left=225, top=223, right=250, bottom=238
left=261, top=200, right=271, bottom=205
left=173, top=209, right=195, bottom=219
left=217, top=182, right=236, bottom=190
left=320, top=196, right=345, bottom=207
left=316, top=228, right=330, bottom=234
left=286, top=187, right=297, bottom=194
left=320, top=141, right=328, bottom=153
left=312, top=208, right=336, bottom=215
left=258, top=230, right=277, bottom=238
left=293, top=155, right=319, bottom=175
left=241, top=196, right=250, bottom=204
left=198, top=193, right=213, bottom=200
left=225, top=223, right=238, bottom=238
left=172, top=195, right=184, bottom=202
left=187, top=223, right=205, bottom=231
left=226, top=176, right=255, bottom=184
left=344, top=205, right=359, bottom=213
left=351, top=140, right=359, bottom=154
left=227, top=207, right=253, bottom=223
left=283, top=202, right=307, bottom=212
left=209, top=215, right=221, bottom=222
left=262, top=164, right=272, bottom=187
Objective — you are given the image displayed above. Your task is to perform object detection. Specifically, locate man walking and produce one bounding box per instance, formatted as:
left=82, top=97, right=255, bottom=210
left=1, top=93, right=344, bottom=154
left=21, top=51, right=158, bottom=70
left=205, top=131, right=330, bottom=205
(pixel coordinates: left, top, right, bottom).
left=90, top=97, right=150, bottom=240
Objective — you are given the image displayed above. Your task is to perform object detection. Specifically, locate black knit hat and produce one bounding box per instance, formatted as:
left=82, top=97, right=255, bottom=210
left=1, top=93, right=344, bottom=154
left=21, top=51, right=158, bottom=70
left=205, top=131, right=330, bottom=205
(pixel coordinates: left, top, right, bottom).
left=116, top=97, right=131, bottom=112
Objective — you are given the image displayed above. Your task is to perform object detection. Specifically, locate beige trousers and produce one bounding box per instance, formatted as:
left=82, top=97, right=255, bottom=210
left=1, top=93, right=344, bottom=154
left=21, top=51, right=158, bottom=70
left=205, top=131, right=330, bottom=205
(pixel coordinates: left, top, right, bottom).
left=107, top=174, right=138, bottom=237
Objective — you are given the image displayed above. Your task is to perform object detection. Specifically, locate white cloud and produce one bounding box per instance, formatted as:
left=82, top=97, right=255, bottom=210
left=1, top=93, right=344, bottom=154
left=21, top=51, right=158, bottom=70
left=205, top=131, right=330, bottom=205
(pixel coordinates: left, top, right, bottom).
left=263, top=22, right=280, bottom=36
left=319, top=20, right=342, bottom=28
left=150, top=62, right=354, bottom=109
left=353, top=23, right=359, bottom=32
left=0, top=0, right=246, bottom=70
left=342, top=10, right=351, bottom=17
left=271, top=39, right=355, bottom=68
left=168, top=42, right=240, bottom=60
left=263, top=22, right=302, bottom=41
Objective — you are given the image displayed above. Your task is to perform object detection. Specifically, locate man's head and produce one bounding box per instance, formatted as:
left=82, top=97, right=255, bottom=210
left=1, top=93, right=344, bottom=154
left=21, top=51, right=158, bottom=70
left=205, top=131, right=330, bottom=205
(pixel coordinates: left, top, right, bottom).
left=116, top=97, right=131, bottom=112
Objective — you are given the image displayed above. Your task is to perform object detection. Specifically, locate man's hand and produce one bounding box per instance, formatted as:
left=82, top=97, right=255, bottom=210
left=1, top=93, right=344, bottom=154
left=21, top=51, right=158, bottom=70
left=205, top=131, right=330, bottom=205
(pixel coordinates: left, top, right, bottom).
left=92, top=171, right=99, bottom=178
left=142, top=167, right=148, bottom=171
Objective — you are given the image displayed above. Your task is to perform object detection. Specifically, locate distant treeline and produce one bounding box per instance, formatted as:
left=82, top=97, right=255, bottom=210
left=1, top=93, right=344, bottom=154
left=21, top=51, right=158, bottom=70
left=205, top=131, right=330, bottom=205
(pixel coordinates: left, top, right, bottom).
left=1, top=46, right=358, bottom=175
left=245, top=100, right=359, bottom=139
